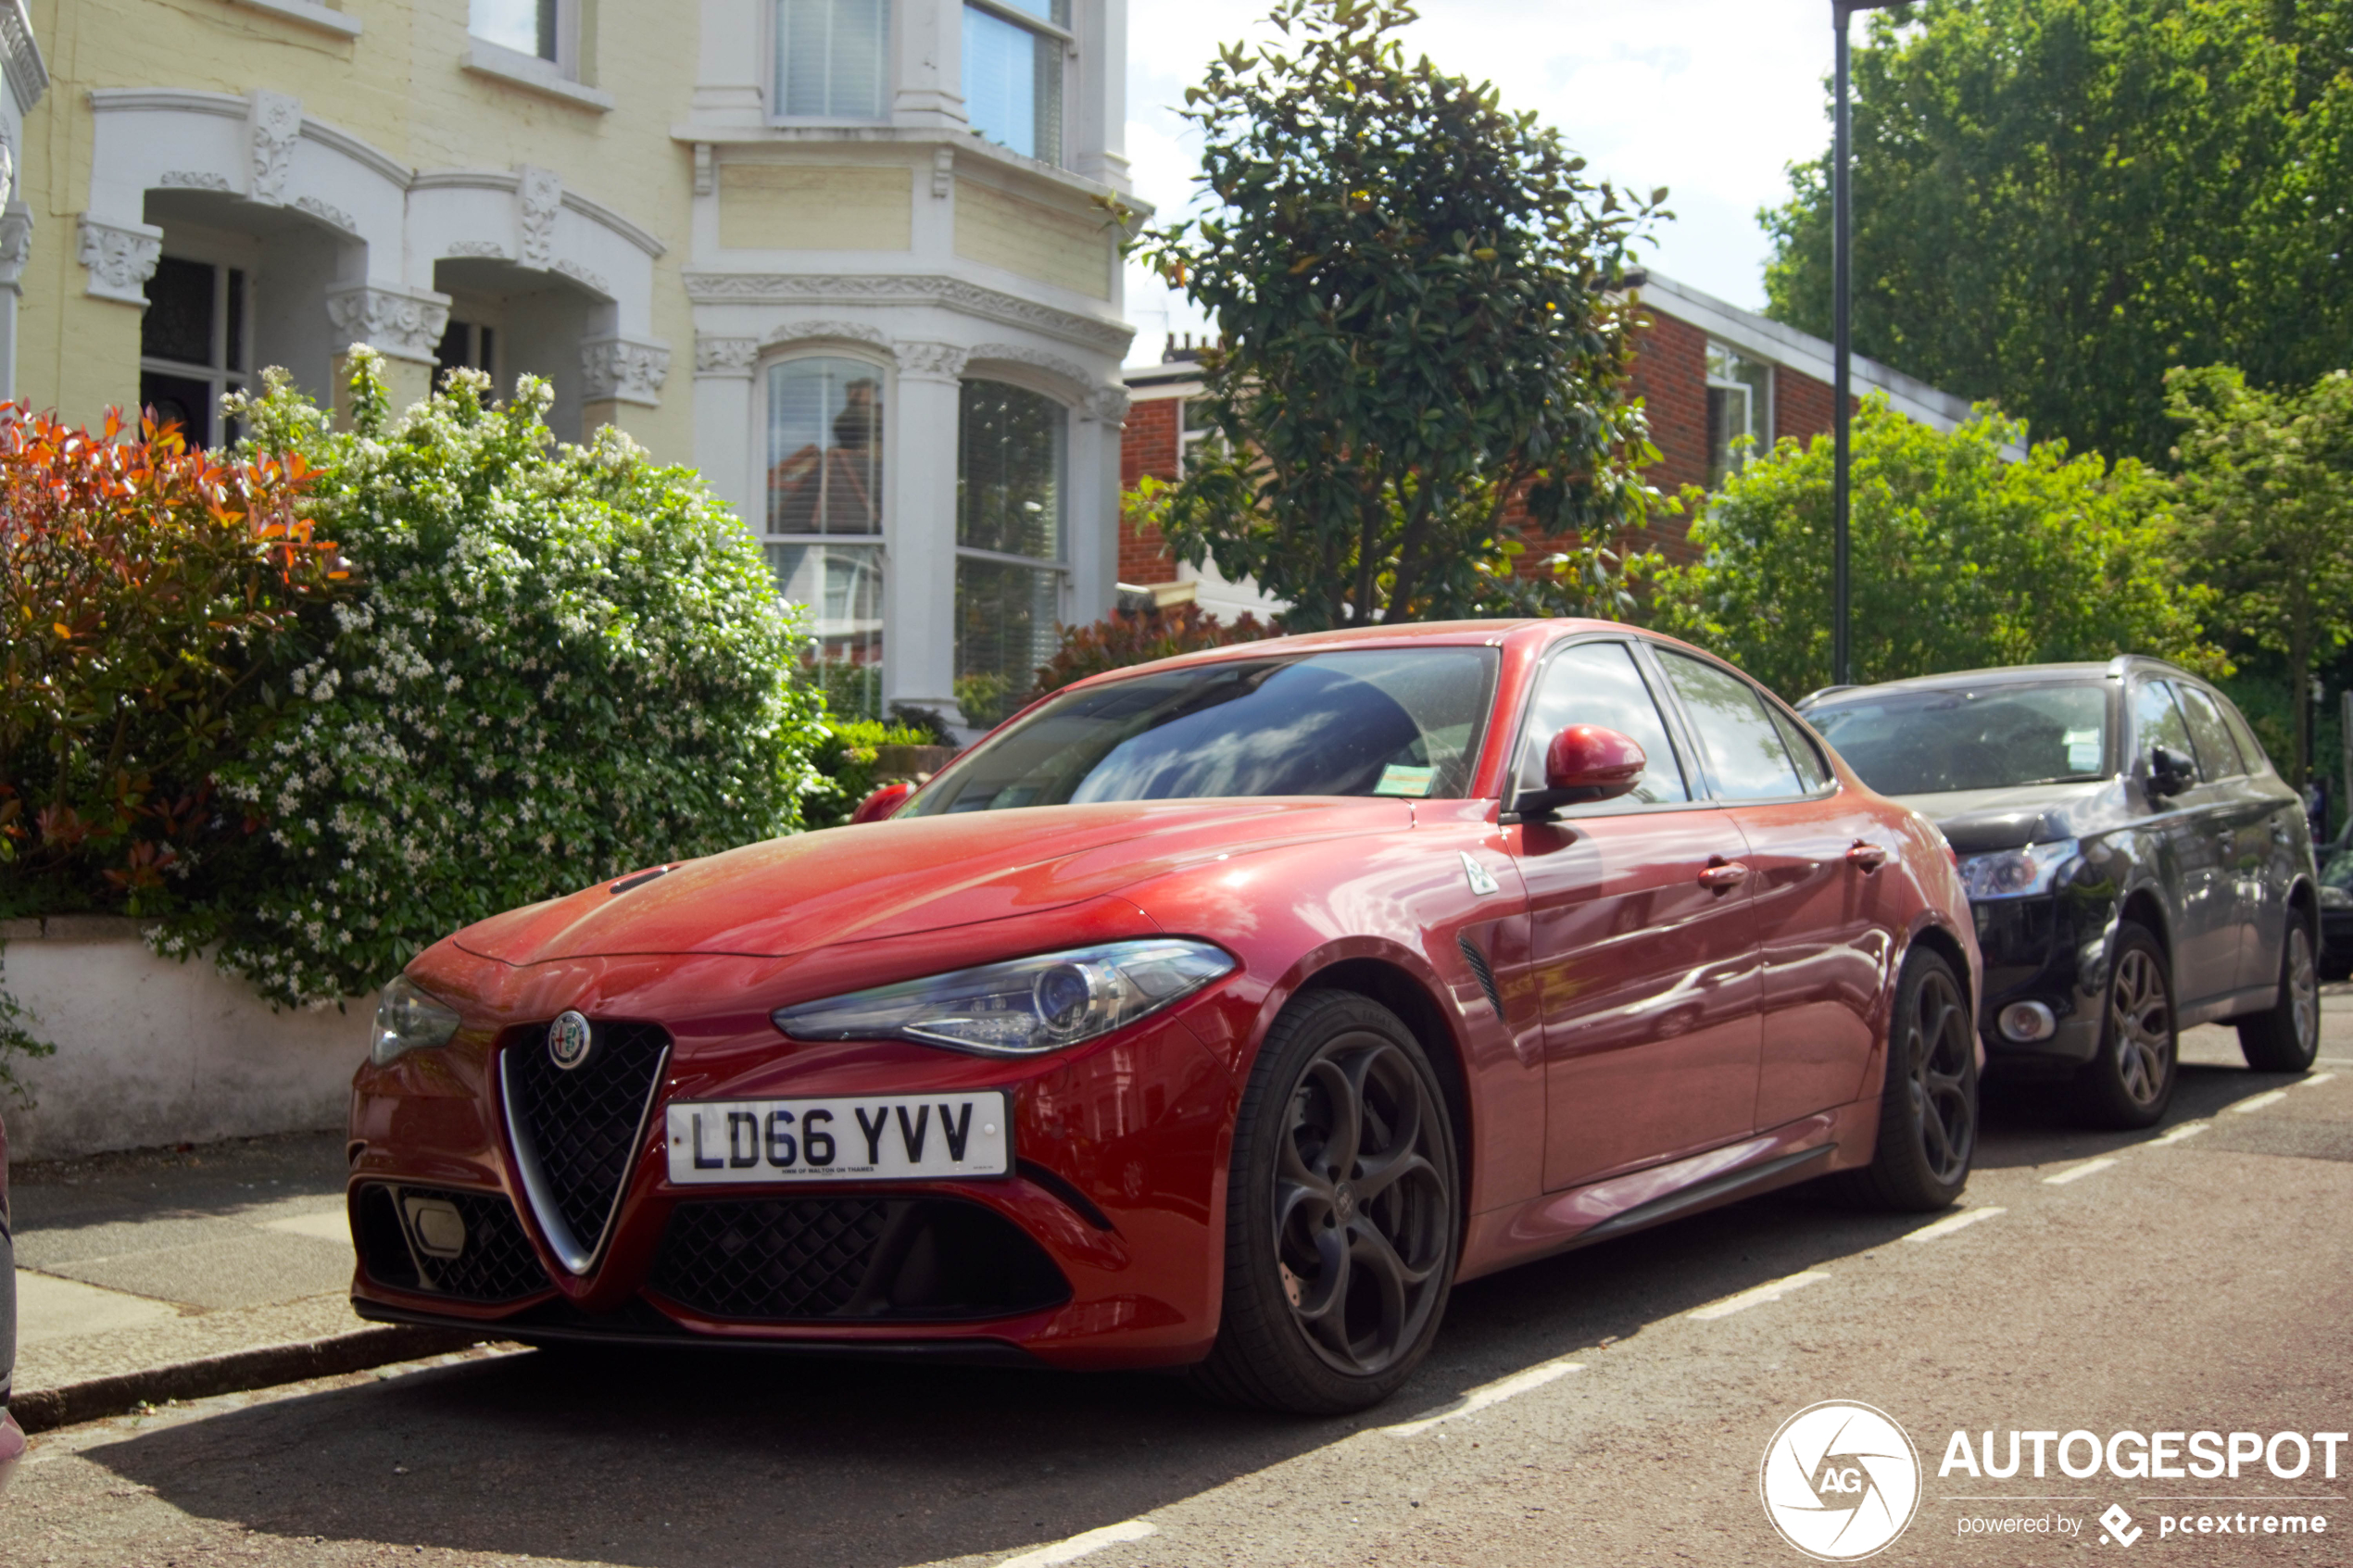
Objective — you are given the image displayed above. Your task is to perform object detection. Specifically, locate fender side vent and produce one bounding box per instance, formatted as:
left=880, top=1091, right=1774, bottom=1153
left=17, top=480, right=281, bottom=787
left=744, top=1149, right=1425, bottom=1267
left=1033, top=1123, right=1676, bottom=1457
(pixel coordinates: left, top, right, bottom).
left=1458, top=933, right=1504, bottom=1016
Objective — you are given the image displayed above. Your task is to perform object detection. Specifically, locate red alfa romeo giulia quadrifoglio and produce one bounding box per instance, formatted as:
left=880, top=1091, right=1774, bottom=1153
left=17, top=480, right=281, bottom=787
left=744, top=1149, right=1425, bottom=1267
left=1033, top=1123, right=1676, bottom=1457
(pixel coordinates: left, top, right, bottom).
left=349, top=620, right=1981, bottom=1413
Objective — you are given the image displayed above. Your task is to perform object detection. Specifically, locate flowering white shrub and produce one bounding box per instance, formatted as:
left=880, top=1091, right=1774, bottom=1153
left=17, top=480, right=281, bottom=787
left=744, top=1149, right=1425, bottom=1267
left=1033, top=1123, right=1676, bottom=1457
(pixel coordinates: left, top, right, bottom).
left=162, top=353, right=825, bottom=1005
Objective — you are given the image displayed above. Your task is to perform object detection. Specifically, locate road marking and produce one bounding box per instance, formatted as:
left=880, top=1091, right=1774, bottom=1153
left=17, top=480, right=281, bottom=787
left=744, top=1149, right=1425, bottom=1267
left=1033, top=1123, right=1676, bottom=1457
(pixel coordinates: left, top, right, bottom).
left=996, top=1520, right=1158, bottom=1568
left=2044, top=1157, right=2119, bottom=1185
left=1689, top=1270, right=1831, bottom=1321
left=2147, top=1122, right=2208, bottom=1147
left=1903, top=1207, right=2006, bottom=1243
left=2294, top=1072, right=2336, bottom=1089
left=2230, top=1090, right=2289, bottom=1115
left=1382, top=1355, right=1584, bottom=1436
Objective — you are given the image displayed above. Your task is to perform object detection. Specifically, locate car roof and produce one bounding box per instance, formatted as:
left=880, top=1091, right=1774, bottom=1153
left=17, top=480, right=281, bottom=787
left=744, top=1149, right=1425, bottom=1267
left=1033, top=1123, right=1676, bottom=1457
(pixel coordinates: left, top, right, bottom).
left=1067, top=617, right=1617, bottom=684
left=1801, top=654, right=2202, bottom=708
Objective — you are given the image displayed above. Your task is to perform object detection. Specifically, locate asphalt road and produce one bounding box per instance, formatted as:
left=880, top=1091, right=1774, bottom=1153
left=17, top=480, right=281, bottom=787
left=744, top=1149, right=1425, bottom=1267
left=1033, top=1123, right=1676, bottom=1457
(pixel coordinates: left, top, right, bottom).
left=10, top=1005, right=2351, bottom=1568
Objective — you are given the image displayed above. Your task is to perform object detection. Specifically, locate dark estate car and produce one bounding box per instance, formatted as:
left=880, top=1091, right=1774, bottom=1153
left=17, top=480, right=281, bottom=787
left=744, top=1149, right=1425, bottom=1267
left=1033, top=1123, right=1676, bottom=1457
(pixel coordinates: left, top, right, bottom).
left=2319, top=841, right=2353, bottom=979
left=1803, top=657, right=2322, bottom=1127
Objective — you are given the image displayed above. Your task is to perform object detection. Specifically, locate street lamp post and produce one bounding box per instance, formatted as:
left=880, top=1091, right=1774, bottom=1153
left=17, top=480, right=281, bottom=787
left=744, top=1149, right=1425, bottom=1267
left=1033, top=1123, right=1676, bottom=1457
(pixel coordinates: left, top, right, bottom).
left=1832, top=0, right=1898, bottom=688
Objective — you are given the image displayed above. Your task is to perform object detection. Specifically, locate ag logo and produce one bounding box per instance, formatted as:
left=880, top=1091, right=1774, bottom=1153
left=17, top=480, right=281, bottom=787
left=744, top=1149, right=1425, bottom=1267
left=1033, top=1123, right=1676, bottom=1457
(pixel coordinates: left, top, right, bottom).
left=547, top=1010, right=595, bottom=1072
left=1759, top=1400, right=1921, bottom=1561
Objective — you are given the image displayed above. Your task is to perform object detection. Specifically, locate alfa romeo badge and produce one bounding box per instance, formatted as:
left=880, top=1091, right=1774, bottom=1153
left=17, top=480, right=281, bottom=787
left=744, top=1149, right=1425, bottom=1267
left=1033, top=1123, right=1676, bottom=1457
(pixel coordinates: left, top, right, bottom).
left=547, top=1010, right=594, bottom=1071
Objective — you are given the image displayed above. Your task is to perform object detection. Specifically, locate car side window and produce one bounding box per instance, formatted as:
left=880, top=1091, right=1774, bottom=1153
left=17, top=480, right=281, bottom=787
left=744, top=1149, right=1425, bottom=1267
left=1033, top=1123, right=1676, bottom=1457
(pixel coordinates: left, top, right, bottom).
left=1517, top=640, right=1692, bottom=804
left=1655, top=649, right=1806, bottom=800
left=2218, top=697, right=2273, bottom=776
left=1769, top=707, right=1834, bottom=791
left=2133, top=680, right=2202, bottom=783
left=2175, top=684, right=2246, bottom=779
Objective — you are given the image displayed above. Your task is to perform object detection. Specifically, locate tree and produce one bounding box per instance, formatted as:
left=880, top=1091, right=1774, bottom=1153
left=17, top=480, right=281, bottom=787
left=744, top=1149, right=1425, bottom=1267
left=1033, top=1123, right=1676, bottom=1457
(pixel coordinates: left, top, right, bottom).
left=1651, top=395, right=2222, bottom=701
left=2165, top=365, right=2353, bottom=784
left=1136, top=0, right=1664, bottom=629
left=1762, top=0, right=2353, bottom=465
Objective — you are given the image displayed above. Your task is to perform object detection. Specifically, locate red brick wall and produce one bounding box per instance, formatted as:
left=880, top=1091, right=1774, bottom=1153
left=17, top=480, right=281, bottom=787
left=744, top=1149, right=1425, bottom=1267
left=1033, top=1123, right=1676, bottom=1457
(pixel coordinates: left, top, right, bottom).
left=1118, top=395, right=1182, bottom=583
left=1776, top=363, right=1837, bottom=449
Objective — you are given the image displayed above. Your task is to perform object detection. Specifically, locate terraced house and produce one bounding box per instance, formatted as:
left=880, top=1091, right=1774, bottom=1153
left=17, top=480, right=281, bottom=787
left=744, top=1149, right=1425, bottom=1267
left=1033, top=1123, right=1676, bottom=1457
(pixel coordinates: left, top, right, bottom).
left=6, top=0, right=1136, bottom=728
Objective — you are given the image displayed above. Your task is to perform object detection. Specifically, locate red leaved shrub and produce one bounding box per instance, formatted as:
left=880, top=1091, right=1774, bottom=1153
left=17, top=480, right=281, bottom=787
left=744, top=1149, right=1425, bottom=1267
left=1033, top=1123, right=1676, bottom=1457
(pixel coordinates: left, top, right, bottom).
left=1032, top=601, right=1279, bottom=697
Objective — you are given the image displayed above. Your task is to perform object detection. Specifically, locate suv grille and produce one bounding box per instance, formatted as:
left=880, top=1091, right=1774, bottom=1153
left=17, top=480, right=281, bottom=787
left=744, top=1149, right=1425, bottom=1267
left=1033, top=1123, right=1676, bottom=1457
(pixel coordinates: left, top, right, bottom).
left=652, top=1197, right=1069, bottom=1323
left=354, top=1184, right=547, bottom=1304
left=501, top=1020, right=670, bottom=1273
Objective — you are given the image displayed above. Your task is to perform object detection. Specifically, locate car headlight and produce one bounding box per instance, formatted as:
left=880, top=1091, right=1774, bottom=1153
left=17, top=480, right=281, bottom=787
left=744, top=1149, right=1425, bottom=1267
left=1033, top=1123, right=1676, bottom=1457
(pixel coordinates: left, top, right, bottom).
left=773, top=939, right=1236, bottom=1057
left=371, top=974, right=462, bottom=1066
left=1957, top=838, right=2081, bottom=900
left=2321, top=884, right=2353, bottom=910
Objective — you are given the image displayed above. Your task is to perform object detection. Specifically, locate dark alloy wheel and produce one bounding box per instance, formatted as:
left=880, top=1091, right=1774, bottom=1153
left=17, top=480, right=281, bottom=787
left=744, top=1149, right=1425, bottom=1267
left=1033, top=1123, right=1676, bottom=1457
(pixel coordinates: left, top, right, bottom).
left=2239, top=917, right=2322, bottom=1073
left=2073, top=922, right=2177, bottom=1129
left=1841, top=947, right=1977, bottom=1210
left=1193, top=991, right=1459, bottom=1415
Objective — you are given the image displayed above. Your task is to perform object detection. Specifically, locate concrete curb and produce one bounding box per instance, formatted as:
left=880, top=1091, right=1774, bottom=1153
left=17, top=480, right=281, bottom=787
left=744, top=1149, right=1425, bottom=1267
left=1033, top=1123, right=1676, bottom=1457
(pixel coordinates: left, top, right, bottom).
left=8, top=1323, right=480, bottom=1434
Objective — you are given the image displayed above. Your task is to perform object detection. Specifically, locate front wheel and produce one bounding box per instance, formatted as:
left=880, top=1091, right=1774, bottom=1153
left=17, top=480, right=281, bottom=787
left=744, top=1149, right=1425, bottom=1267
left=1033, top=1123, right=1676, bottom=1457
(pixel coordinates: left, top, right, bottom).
left=1191, top=991, right=1460, bottom=1415
left=2239, top=917, right=2321, bottom=1073
left=1839, top=946, right=1977, bottom=1210
left=2072, top=922, right=2178, bottom=1129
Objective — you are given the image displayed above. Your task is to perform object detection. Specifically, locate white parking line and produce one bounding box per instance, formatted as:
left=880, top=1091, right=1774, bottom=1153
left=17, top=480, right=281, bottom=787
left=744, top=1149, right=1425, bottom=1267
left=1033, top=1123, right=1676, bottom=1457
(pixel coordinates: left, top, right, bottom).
left=2230, top=1090, right=2289, bottom=1115
left=2295, top=1072, right=2336, bottom=1089
left=1381, top=1355, right=1584, bottom=1436
left=1689, top=1270, right=1831, bottom=1321
left=996, top=1520, right=1158, bottom=1568
left=2147, top=1122, right=2208, bottom=1147
left=2044, top=1157, right=2119, bottom=1185
left=1903, top=1207, right=2007, bottom=1243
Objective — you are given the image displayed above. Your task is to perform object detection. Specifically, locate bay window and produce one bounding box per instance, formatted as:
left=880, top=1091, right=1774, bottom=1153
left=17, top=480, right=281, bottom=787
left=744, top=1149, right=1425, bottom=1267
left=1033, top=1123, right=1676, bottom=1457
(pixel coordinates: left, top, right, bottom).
left=767, top=357, right=887, bottom=718
left=774, top=0, right=891, bottom=119
left=955, top=379, right=1065, bottom=726
left=963, top=0, right=1068, bottom=165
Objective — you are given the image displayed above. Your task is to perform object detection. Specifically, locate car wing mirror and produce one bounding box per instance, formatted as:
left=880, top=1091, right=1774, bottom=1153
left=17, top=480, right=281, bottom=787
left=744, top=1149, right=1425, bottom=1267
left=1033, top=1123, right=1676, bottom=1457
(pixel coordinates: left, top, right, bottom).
left=850, top=780, right=917, bottom=824
left=2144, top=745, right=2192, bottom=801
left=1512, top=724, right=1647, bottom=822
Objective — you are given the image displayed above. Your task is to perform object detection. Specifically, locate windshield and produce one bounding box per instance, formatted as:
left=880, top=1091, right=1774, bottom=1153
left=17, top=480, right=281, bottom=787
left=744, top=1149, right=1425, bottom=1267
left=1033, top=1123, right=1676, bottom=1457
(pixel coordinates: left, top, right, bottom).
left=909, top=647, right=1501, bottom=814
left=1808, top=683, right=2113, bottom=796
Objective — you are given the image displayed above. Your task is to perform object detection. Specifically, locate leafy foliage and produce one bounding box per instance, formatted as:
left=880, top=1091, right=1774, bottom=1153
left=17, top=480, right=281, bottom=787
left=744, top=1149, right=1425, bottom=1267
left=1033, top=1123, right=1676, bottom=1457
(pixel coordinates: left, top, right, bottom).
left=1136, top=0, right=1664, bottom=628
left=1651, top=395, right=2223, bottom=700
left=804, top=717, right=952, bottom=830
left=1034, top=600, right=1280, bottom=696
left=0, top=402, right=344, bottom=918
left=1762, top=0, right=2353, bottom=464
left=157, top=354, right=828, bottom=1005
left=2164, top=365, right=2353, bottom=783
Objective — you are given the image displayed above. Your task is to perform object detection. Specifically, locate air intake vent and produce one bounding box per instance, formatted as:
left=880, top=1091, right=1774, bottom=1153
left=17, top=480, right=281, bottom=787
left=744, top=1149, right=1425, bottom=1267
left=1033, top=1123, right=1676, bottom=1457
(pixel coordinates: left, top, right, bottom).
left=355, top=1184, right=547, bottom=1304
left=1458, top=933, right=1504, bottom=1015
left=500, top=1020, right=671, bottom=1275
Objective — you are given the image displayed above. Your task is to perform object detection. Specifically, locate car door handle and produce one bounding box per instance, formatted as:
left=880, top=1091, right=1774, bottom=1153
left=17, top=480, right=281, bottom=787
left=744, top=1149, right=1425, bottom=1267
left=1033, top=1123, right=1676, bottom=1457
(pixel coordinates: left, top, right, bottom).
left=1845, top=842, right=1888, bottom=872
left=1699, top=860, right=1750, bottom=892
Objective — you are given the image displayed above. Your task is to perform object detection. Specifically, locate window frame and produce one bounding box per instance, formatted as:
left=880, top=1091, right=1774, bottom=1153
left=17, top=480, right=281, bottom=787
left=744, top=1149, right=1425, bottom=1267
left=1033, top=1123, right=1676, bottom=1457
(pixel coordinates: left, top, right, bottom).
left=1644, top=642, right=1834, bottom=807
left=1705, top=340, right=1773, bottom=488
left=138, top=251, right=253, bottom=450
left=469, top=0, right=581, bottom=79
left=2130, top=677, right=2204, bottom=785
left=757, top=348, right=894, bottom=693
left=960, top=0, right=1073, bottom=167
left=768, top=0, right=896, bottom=124
left=2173, top=681, right=2248, bottom=782
left=1502, top=634, right=1712, bottom=822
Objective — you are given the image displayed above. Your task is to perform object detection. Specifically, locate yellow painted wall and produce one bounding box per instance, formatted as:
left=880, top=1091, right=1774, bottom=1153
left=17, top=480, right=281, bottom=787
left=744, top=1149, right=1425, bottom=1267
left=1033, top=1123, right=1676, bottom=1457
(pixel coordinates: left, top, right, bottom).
left=717, top=162, right=914, bottom=252
left=952, top=176, right=1113, bottom=303
left=14, top=0, right=698, bottom=459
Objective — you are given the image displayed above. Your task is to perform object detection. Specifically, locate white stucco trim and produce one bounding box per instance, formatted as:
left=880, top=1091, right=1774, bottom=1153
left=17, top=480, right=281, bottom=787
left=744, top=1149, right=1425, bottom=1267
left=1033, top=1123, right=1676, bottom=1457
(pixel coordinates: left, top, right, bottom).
left=2, top=0, right=45, bottom=118
left=224, top=0, right=361, bottom=39
left=685, top=270, right=1130, bottom=356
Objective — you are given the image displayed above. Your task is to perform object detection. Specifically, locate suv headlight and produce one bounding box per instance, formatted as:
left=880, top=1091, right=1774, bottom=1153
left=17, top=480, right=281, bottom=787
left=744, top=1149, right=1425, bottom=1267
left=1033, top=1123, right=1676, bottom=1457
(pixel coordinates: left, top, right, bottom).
left=371, top=974, right=462, bottom=1066
left=1957, top=838, right=2081, bottom=900
left=774, top=939, right=1236, bottom=1057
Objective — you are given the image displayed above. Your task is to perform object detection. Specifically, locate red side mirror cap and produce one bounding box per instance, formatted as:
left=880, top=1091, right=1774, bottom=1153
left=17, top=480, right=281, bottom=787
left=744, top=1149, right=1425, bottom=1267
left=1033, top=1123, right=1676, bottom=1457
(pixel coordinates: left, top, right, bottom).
left=1516, top=724, right=1646, bottom=821
left=850, top=780, right=916, bottom=824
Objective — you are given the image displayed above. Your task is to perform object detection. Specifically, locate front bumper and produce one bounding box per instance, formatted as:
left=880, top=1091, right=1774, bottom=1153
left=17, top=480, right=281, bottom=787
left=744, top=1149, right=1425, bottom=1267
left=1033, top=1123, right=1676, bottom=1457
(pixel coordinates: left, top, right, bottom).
left=1970, top=894, right=2104, bottom=1068
left=346, top=948, right=1241, bottom=1373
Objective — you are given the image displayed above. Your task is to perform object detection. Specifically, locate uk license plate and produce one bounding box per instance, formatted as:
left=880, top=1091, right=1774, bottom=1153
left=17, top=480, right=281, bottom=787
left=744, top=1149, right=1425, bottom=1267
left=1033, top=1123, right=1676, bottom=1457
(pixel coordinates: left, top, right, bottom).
left=663, top=1092, right=1011, bottom=1184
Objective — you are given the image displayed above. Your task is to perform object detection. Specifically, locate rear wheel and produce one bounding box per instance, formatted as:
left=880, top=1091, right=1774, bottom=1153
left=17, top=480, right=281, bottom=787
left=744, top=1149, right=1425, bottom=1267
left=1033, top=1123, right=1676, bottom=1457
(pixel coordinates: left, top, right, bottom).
left=2072, top=922, right=2177, bottom=1129
left=1839, top=947, right=1976, bottom=1210
left=2239, top=917, right=2321, bottom=1073
left=1191, top=991, right=1460, bottom=1416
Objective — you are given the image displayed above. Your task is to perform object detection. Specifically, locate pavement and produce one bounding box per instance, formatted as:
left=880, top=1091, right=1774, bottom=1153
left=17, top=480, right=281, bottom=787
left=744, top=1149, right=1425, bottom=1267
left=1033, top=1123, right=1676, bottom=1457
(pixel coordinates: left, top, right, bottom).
left=8, top=1132, right=473, bottom=1429
left=4, top=1000, right=2350, bottom=1566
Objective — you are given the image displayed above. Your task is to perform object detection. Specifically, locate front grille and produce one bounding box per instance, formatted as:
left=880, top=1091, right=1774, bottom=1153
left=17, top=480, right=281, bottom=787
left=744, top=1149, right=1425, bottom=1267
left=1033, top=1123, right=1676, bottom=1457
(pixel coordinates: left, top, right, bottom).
left=652, top=1197, right=1069, bottom=1323
left=355, top=1184, right=547, bottom=1304
left=502, top=1020, right=670, bottom=1264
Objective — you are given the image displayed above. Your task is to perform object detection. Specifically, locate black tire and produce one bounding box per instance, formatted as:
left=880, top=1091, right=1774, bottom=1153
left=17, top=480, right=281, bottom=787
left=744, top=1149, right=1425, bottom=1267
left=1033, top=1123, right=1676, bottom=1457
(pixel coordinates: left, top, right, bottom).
left=2072, top=922, right=2178, bottom=1129
left=1190, top=990, right=1460, bottom=1416
left=1838, top=947, right=1977, bottom=1210
left=2239, top=916, right=2322, bottom=1073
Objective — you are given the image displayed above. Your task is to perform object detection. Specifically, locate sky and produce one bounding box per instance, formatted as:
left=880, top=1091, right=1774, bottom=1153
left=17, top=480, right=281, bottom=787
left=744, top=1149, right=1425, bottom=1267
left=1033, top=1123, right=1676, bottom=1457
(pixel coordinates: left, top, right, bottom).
left=1121, top=0, right=1853, bottom=365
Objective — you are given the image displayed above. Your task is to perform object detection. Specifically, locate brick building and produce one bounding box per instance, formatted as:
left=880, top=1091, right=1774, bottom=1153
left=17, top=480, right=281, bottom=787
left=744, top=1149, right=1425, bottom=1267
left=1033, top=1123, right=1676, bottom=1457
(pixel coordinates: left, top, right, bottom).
left=1118, top=270, right=1977, bottom=609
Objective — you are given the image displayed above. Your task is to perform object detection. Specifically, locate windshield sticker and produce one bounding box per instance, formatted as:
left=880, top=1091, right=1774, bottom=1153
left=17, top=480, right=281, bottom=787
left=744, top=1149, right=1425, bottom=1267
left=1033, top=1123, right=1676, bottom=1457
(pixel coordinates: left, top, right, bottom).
left=2063, top=729, right=2102, bottom=772
left=1375, top=764, right=1436, bottom=797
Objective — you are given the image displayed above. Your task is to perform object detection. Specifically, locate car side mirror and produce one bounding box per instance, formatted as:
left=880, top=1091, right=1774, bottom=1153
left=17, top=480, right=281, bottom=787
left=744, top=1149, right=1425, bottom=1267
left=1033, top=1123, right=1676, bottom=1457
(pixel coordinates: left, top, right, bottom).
left=1513, top=725, right=1647, bottom=822
left=2144, top=745, right=2192, bottom=801
left=850, top=780, right=916, bottom=824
